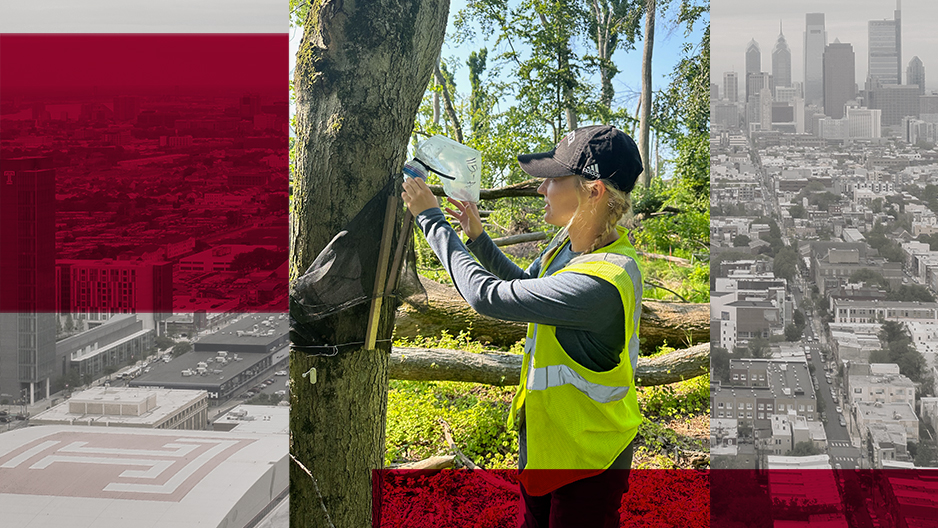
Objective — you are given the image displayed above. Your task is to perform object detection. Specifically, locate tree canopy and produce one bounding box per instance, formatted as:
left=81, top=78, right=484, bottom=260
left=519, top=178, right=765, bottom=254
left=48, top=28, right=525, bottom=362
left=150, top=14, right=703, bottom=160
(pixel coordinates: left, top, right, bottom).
left=787, top=441, right=821, bottom=457
left=876, top=320, right=933, bottom=386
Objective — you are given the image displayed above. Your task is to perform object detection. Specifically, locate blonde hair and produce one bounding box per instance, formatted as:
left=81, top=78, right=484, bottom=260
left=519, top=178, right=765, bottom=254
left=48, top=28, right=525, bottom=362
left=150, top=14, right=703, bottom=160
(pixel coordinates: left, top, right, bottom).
left=566, top=177, right=631, bottom=254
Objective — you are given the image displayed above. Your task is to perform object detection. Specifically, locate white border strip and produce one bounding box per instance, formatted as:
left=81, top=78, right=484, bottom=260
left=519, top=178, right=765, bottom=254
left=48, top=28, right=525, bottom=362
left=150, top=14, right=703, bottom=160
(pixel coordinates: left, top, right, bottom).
left=1, top=0, right=287, bottom=34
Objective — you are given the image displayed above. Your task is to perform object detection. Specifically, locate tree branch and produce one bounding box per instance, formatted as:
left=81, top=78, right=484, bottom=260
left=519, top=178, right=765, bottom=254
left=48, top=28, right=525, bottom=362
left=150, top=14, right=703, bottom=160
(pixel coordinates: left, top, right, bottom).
left=388, top=343, right=710, bottom=386
left=440, top=419, right=519, bottom=493
left=491, top=232, right=547, bottom=247
left=645, top=280, right=690, bottom=303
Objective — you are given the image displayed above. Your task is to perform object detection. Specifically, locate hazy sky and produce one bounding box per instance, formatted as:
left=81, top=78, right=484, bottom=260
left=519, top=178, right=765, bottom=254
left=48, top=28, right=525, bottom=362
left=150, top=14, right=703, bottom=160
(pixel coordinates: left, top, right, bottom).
left=712, top=0, right=938, bottom=91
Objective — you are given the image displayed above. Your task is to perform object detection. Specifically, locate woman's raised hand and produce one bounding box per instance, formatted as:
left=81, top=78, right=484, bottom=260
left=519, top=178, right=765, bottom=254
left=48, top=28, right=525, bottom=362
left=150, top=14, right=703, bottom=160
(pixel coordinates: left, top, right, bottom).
left=445, top=197, right=484, bottom=240
left=401, top=177, right=441, bottom=216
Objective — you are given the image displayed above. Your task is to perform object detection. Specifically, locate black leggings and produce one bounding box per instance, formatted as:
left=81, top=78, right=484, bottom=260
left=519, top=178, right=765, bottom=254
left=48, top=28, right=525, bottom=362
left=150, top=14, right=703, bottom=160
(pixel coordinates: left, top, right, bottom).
left=518, top=441, right=634, bottom=528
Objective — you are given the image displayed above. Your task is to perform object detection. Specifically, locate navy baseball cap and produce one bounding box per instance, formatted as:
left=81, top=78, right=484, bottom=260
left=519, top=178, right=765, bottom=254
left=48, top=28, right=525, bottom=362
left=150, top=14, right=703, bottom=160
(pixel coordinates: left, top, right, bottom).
left=517, top=125, right=643, bottom=193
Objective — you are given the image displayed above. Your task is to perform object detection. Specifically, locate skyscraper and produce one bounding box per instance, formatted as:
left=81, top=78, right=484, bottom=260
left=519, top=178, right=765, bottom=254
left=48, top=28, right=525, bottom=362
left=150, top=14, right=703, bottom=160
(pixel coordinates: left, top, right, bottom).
left=0, top=157, right=57, bottom=405
left=804, top=13, right=827, bottom=107
left=773, top=22, right=792, bottom=93
left=868, top=4, right=901, bottom=87
left=908, top=56, right=925, bottom=94
left=824, top=40, right=856, bottom=119
left=724, top=71, right=739, bottom=103
left=745, top=40, right=761, bottom=100
left=869, top=84, right=920, bottom=126
left=747, top=72, right=774, bottom=104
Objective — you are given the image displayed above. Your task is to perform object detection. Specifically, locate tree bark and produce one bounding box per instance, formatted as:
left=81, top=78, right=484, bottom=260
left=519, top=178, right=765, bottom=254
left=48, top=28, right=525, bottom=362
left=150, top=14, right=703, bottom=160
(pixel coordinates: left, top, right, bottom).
left=394, top=276, right=709, bottom=352
left=291, top=1, right=449, bottom=526
left=639, top=0, right=655, bottom=188
left=388, top=343, right=709, bottom=386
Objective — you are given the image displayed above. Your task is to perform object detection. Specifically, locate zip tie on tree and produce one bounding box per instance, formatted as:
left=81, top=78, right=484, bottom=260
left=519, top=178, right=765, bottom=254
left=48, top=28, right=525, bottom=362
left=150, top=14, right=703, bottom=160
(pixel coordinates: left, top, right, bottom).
left=289, top=453, right=337, bottom=528
left=291, top=338, right=394, bottom=357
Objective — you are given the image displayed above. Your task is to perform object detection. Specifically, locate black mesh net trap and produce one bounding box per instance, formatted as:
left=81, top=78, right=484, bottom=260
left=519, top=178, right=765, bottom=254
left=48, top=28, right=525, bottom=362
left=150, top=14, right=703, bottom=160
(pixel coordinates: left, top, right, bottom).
left=289, top=178, right=427, bottom=354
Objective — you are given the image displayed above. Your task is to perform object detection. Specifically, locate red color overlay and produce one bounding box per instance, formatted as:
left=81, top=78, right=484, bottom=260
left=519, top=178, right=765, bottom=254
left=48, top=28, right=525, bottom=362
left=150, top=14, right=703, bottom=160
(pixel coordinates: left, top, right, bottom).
left=372, top=469, right=709, bottom=527
left=711, top=469, right=938, bottom=527
left=1, top=34, right=288, bottom=314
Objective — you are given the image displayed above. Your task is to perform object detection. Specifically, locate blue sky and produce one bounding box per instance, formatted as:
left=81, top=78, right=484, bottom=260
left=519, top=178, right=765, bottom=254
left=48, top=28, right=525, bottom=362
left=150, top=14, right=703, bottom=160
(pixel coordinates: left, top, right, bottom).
left=290, top=0, right=709, bottom=125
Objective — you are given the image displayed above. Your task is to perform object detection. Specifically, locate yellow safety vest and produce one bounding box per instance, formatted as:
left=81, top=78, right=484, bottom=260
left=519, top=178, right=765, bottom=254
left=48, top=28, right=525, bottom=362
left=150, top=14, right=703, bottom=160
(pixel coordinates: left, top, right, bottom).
left=509, top=226, right=643, bottom=496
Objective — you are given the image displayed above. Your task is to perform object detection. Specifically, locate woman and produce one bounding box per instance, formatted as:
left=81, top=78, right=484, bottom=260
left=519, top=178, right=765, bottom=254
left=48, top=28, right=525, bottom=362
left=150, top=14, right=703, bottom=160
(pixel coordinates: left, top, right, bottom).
left=401, top=125, right=643, bottom=528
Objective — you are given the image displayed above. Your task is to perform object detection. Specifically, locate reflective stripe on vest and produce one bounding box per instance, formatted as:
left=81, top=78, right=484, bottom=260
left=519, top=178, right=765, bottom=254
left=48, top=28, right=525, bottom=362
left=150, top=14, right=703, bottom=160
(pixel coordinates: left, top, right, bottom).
left=526, top=363, right=630, bottom=403
left=563, top=252, right=643, bottom=384
left=508, top=232, right=643, bottom=424
left=514, top=228, right=644, bottom=495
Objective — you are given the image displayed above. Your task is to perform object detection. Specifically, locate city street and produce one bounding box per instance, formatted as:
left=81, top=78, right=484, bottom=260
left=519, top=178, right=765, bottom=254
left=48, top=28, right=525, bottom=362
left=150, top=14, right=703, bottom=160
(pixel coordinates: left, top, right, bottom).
left=793, top=282, right=862, bottom=469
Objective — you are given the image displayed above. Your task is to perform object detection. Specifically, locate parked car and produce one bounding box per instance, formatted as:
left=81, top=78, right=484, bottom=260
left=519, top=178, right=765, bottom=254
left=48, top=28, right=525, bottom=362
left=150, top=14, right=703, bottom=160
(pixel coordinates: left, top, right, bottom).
left=274, top=370, right=287, bottom=376
left=839, top=416, right=846, bottom=427
left=836, top=406, right=842, bottom=414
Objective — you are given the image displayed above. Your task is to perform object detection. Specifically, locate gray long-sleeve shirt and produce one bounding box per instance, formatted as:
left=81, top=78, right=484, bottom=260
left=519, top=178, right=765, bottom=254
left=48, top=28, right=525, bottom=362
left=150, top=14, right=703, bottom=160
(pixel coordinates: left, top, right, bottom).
left=416, top=208, right=625, bottom=372
left=415, top=208, right=634, bottom=472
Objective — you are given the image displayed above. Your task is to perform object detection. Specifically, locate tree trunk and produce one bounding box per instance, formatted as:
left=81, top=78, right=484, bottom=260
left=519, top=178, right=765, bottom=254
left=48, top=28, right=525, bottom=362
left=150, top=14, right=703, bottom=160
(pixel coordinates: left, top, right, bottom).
left=434, top=64, right=464, bottom=143
left=394, top=276, right=709, bottom=352
left=639, top=0, right=655, bottom=188
left=591, top=0, right=617, bottom=110
left=291, top=1, right=449, bottom=526
left=388, top=343, right=709, bottom=386
left=433, top=77, right=441, bottom=125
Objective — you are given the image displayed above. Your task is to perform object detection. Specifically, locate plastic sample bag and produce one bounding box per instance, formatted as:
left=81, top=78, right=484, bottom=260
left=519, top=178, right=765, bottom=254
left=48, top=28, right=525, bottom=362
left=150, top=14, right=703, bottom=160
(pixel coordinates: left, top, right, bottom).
left=413, top=135, right=481, bottom=202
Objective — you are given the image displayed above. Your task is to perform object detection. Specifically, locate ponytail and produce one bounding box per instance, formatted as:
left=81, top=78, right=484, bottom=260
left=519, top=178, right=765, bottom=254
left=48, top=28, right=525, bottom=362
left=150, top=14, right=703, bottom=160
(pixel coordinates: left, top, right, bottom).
left=566, top=177, right=631, bottom=254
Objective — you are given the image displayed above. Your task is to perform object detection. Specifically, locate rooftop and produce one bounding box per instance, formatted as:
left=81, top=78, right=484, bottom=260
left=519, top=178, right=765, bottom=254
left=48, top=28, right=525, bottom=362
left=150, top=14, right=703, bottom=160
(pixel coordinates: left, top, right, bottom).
left=195, top=313, right=288, bottom=349
left=0, top=425, right=286, bottom=528
left=765, top=458, right=843, bottom=508
left=31, top=387, right=206, bottom=427
left=856, top=401, right=917, bottom=422
left=130, top=348, right=272, bottom=391
left=213, top=405, right=289, bottom=435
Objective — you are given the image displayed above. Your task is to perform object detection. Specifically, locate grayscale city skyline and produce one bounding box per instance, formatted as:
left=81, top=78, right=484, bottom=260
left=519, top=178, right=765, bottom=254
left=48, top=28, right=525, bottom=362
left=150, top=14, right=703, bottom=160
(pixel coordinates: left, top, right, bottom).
left=712, top=0, right=938, bottom=92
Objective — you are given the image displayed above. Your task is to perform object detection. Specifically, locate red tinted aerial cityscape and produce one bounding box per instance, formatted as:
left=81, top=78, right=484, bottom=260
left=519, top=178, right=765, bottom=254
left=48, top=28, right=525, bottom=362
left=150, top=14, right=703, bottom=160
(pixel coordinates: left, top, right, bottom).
left=0, top=4, right=290, bottom=525
left=1, top=34, right=288, bottom=317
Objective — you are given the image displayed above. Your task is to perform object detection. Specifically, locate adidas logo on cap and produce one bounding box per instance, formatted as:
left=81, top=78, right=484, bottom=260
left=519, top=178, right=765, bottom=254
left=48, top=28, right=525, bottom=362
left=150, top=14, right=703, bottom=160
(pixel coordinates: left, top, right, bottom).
left=582, top=163, right=600, bottom=179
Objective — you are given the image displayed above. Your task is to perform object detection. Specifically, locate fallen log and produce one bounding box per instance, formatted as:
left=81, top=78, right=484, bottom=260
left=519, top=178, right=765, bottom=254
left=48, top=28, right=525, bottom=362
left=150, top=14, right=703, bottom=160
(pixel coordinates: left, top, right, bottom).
left=428, top=179, right=541, bottom=200
left=636, top=251, right=693, bottom=267
left=491, top=231, right=547, bottom=247
left=392, top=455, right=455, bottom=470
left=394, top=276, right=709, bottom=352
left=389, top=342, right=709, bottom=386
